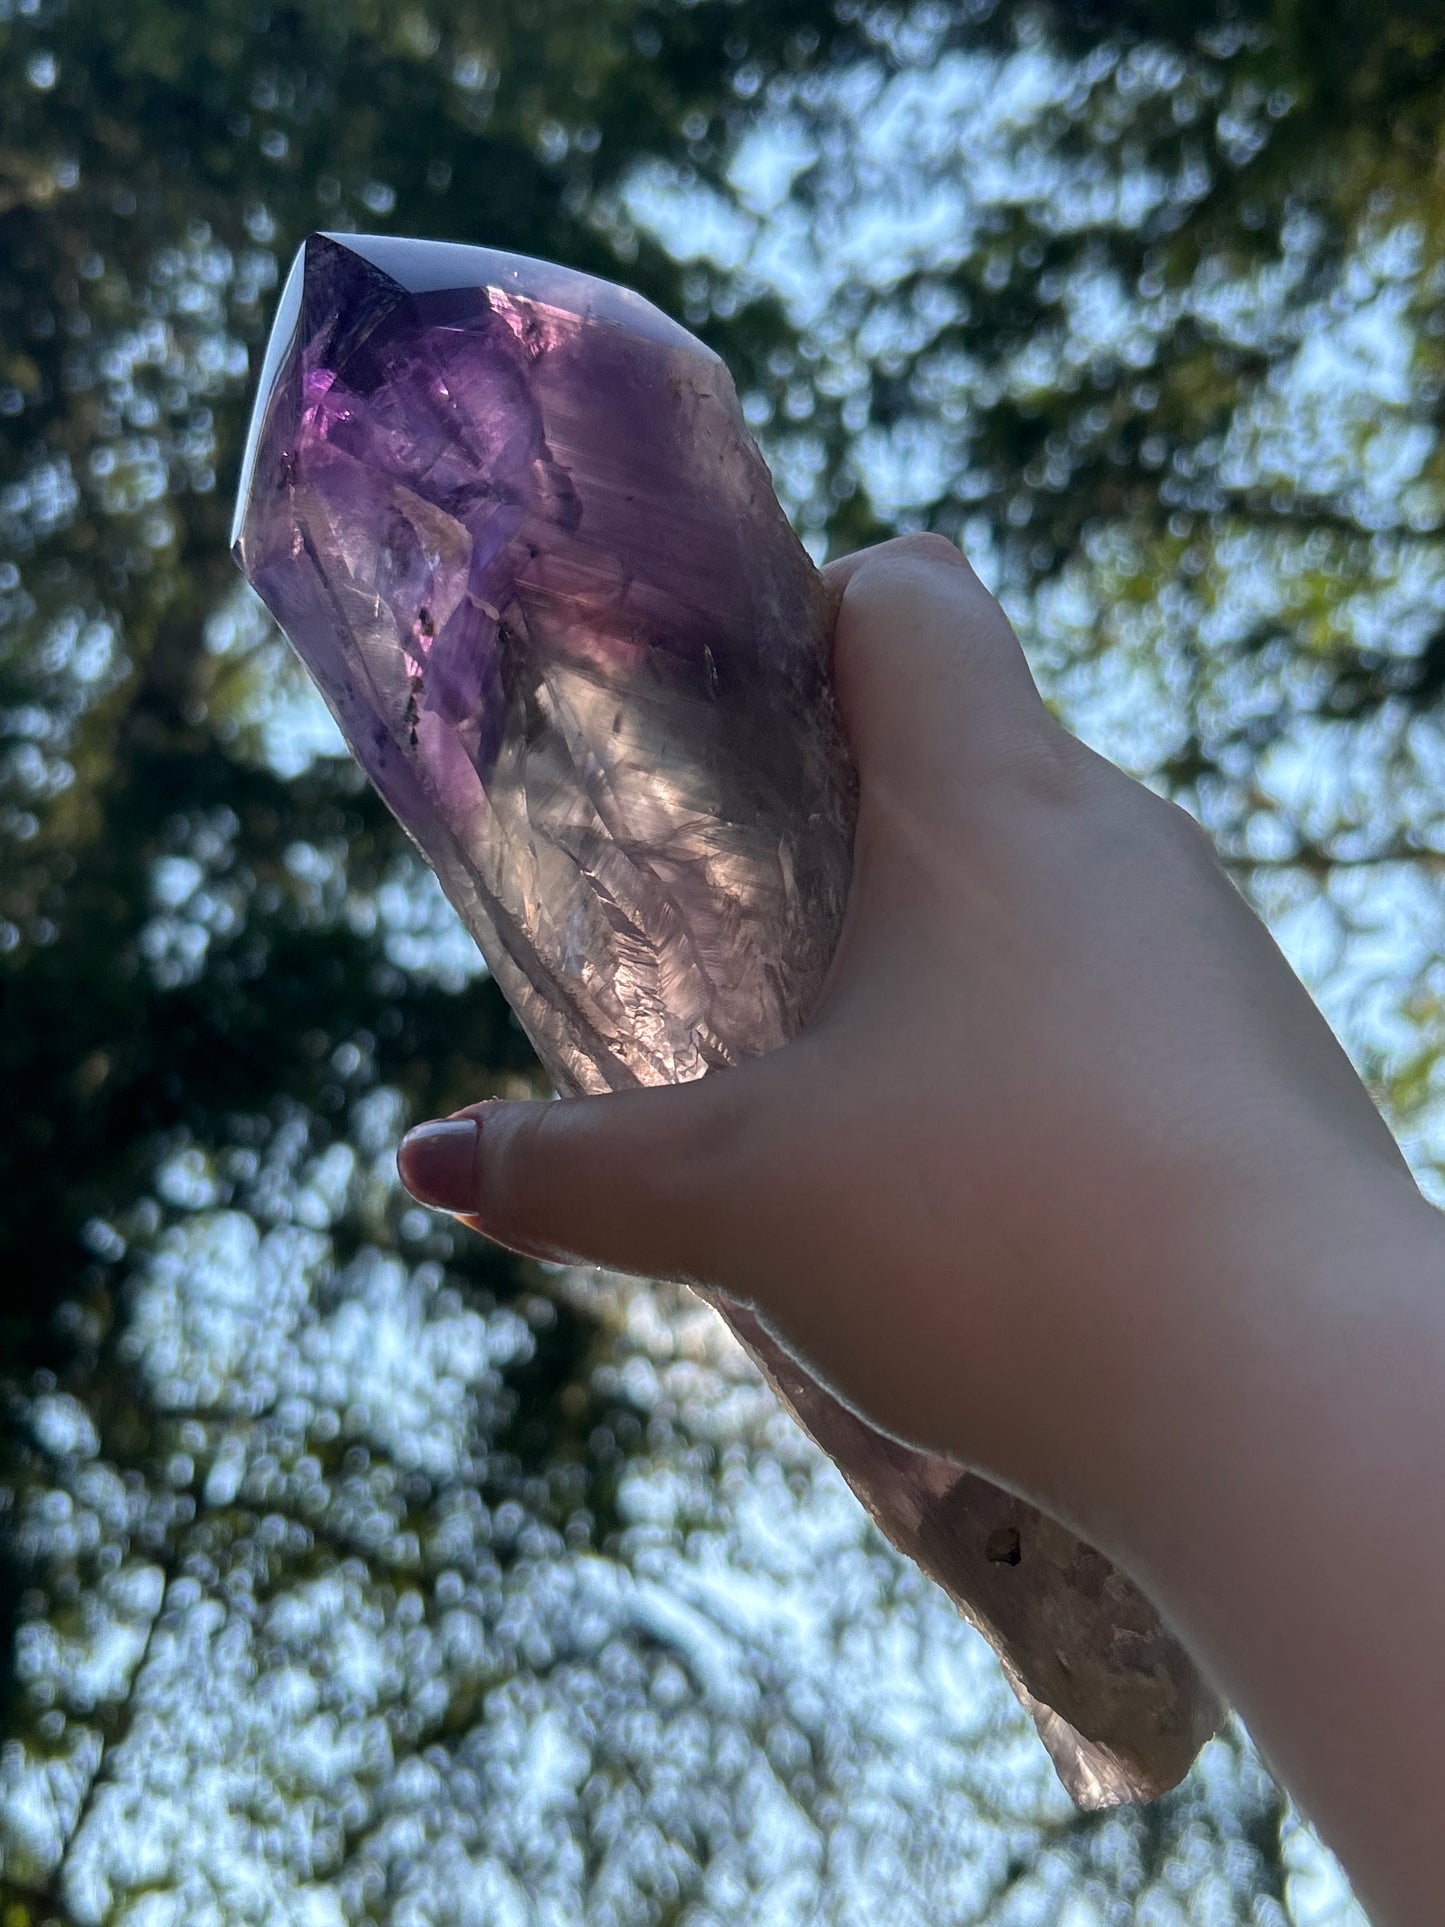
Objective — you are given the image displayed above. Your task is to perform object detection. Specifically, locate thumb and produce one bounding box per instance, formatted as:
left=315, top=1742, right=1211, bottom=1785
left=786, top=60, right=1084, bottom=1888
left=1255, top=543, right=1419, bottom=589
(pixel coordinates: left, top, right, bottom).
left=396, top=1060, right=786, bottom=1283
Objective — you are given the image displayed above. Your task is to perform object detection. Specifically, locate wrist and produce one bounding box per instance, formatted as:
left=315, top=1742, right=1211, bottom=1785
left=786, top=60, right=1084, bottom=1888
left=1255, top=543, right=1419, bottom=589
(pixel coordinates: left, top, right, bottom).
left=1008, top=1147, right=1439, bottom=1549
left=1072, top=1157, right=1441, bottom=1556
left=1052, top=1164, right=1445, bottom=1926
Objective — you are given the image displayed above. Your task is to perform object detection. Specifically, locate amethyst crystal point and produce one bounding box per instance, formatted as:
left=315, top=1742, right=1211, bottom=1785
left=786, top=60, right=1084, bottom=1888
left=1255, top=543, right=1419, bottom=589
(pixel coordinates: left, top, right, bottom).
left=234, top=232, right=852, bottom=1089
left=233, top=232, right=1222, bottom=1806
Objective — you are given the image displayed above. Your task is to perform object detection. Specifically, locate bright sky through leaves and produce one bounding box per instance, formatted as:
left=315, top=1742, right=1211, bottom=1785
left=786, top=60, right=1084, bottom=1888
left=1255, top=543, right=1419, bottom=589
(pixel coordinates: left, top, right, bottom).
left=10, top=1, right=1445, bottom=1919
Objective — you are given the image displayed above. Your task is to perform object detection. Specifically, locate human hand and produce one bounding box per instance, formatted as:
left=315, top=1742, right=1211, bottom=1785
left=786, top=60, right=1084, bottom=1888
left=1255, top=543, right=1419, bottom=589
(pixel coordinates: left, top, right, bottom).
left=396, top=534, right=1420, bottom=1528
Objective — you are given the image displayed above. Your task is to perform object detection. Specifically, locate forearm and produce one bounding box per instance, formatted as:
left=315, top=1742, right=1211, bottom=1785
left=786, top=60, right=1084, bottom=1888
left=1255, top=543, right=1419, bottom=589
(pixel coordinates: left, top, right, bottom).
left=1069, top=1165, right=1445, bottom=1927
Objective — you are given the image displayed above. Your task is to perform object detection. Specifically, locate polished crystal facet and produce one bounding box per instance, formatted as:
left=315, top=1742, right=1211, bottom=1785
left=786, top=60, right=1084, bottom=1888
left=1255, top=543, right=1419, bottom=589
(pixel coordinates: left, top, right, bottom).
left=233, top=232, right=1221, bottom=1805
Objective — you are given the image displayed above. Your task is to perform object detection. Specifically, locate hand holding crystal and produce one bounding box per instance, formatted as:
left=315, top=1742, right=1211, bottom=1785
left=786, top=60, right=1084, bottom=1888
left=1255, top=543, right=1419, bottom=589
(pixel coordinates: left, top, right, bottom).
left=400, top=533, right=1412, bottom=1505
left=228, top=215, right=1445, bottom=1903
left=403, top=536, right=1445, bottom=1921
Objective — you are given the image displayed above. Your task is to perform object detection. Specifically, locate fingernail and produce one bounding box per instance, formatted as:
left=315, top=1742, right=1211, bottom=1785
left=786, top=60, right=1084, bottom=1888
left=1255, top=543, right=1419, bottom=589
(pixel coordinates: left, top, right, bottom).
left=397, top=1117, right=479, bottom=1212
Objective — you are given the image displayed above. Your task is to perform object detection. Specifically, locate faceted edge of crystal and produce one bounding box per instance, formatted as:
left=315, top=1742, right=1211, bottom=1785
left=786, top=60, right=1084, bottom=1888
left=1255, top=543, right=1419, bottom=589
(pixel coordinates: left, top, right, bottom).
left=230, top=231, right=716, bottom=559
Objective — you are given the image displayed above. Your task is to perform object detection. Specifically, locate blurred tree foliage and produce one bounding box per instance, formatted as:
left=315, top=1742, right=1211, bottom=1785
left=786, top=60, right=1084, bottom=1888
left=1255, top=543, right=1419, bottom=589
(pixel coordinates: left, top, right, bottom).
left=4, top=0, right=1443, bottom=1919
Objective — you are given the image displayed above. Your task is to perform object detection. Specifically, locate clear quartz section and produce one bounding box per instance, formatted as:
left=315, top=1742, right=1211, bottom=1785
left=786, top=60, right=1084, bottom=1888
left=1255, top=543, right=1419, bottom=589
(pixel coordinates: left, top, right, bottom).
left=233, top=232, right=1222, bottom=1805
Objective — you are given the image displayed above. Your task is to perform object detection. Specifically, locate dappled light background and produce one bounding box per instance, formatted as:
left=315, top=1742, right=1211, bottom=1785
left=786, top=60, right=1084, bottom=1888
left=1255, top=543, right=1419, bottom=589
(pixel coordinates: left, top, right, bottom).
left=6, top=0, right=1442, bottom=1920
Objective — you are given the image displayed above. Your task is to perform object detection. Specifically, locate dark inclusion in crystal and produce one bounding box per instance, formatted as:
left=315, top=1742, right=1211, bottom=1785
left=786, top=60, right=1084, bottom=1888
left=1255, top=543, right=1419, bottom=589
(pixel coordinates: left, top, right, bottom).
left=234, top=233, right=1222, bottom=1806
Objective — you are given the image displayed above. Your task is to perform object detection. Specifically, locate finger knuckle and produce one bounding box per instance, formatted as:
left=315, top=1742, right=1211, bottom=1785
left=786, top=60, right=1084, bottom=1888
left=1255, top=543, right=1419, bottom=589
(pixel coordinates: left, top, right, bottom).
left=664, top=1078, right=756, bottom=1208
left=840, top=536, right=965, bottom=609
left=893, top=530, right=966, bottom=570
left=1153, top=791, right=1218, bottom=859
left=488, top=1102, right=562, bottom=1233
left=986, top=716, right=1099, bottom=813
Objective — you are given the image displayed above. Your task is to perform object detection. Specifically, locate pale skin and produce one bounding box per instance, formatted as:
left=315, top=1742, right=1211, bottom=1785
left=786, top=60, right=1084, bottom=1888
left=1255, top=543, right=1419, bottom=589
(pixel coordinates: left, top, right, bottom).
left=399, top=536, right=1445, bottom=1925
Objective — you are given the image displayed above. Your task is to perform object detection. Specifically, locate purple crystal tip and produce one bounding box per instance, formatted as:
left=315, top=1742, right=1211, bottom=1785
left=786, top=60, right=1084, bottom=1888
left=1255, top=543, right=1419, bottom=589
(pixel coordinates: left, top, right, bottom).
left=232, top=232, right=849, bottom=1088
left=231, top=233, right=714, bottom=562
